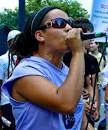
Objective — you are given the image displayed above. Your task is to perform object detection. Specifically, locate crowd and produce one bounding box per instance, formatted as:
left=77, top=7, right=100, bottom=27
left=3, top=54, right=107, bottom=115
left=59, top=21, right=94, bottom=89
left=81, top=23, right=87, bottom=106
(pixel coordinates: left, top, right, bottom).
left=0, top=6, right=108, bottom=130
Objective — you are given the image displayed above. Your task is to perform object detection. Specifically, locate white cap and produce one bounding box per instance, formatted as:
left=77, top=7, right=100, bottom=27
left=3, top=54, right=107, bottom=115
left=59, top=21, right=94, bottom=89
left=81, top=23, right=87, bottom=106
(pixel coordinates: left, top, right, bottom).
left=7, top=30, right=21, bottom=42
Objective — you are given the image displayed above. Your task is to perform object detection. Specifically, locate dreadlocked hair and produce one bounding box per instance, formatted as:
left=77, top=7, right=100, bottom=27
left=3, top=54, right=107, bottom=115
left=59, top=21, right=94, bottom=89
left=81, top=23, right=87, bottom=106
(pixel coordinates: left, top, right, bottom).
left=7, top=36, right=21, bottom=78
left=7, top=6, right=58, bottom=78
left=7, top=15, right=38, bottom=78
left=9, top=14, right=40, bottom=63
left=7, top=50, right=15, bottom=78
left=8, top=6, right=59, bottom=64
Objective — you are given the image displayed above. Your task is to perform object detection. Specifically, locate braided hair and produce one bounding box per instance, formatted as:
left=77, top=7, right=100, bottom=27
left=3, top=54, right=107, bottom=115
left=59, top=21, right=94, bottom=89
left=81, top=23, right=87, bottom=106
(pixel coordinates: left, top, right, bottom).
left=8, top=6, right=58, bottom=77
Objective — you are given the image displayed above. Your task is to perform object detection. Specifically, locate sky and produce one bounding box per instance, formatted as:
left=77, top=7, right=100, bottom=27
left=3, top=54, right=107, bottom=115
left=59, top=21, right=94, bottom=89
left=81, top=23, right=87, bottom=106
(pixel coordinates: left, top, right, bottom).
left=78, top=0, right=93, bottom=14
left=0, top=0, right=93, bottom=14
left=0, top=0, right=19, bottom=12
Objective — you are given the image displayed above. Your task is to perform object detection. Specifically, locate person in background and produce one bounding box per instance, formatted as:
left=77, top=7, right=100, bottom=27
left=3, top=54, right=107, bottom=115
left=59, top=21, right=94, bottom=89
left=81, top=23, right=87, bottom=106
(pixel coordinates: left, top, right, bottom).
left=89, top=38, right=106, bottom=127
left=0, top=30, right=21, bottom=130
left=2, top=6, right=85, bottom=130
left=89, top=40, right=106, bottom=71
left=63, top=18, right=100, bottom=130
left=99, top=64, right=108, bottom=130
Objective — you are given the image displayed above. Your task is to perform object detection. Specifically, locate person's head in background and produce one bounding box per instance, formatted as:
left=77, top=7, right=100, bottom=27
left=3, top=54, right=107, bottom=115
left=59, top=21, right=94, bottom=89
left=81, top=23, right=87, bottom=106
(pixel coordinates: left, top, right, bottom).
left=7, top=30, right=21, bottom=55
left=73, top=18, right=94, bottom=53
left=6, top=30, right=21, bottom=77
left=63, top=18, right=94, bottom=67
left=7, top=30, right=21, bottom=47
left=89, top=40, right=99, bottom=54
left=10, top=6, right=74, bottom=62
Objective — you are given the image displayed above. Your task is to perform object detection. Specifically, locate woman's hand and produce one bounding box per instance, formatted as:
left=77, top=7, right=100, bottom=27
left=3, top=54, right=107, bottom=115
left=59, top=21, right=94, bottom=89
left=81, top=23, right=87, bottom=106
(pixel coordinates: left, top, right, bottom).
left=65, top=28, right=84, bottom=54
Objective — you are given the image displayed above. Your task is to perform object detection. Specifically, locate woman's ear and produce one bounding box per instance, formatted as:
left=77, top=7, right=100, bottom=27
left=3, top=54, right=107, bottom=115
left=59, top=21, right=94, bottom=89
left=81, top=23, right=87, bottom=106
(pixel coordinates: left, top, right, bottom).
left=34, top=31, right=45, bottom=42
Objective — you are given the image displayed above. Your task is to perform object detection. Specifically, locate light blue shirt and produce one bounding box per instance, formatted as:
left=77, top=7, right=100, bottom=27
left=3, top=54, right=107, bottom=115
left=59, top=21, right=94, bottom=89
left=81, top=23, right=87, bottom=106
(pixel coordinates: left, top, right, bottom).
left=101, top=64, right=108, bottom=89
left=0, top=51, right=10, bottom=105
left=2, top=56, right=84, bottom=130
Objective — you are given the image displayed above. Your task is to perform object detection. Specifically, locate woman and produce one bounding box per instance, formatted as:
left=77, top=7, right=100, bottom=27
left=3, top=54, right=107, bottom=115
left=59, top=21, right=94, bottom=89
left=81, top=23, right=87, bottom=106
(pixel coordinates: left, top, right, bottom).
left=2, top=6, right=85, bottom=130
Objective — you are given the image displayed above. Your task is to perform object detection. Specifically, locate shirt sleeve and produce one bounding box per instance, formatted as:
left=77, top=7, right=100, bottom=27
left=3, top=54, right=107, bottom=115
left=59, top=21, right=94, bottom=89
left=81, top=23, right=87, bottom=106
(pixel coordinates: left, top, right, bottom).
left=0, top=61, right=6, bottom=80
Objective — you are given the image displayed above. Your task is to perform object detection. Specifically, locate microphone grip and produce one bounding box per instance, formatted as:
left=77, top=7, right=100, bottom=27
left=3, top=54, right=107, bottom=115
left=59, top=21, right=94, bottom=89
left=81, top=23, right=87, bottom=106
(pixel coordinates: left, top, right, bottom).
left=81, top=33, right=95, bottom=40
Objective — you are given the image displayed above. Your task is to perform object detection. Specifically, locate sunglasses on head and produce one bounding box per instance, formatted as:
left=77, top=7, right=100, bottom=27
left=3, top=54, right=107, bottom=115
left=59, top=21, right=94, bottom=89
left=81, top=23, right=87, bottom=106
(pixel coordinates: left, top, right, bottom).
left=39, top=18, right=74, bottom=30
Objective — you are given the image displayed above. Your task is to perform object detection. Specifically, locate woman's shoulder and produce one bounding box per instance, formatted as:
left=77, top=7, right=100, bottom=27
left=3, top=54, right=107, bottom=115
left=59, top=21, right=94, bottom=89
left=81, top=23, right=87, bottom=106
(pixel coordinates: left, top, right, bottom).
left=12, top=57, right=47, bottom=78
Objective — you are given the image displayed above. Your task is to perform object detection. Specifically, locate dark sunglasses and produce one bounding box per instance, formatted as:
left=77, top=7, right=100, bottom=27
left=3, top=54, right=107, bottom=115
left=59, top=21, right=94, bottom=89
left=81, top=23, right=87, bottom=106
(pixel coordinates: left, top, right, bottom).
left=39, top=18, right=74, bottom=30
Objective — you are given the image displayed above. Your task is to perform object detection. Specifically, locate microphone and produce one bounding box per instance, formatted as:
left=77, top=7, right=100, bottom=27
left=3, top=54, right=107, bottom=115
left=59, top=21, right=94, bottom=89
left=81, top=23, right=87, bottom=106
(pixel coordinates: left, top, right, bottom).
left=81, top=32, right=106, bottom=40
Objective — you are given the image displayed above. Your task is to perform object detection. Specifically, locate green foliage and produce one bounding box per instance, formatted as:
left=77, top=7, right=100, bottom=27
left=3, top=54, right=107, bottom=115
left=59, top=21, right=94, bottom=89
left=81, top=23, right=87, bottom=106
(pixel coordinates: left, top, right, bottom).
left=0, top=0, right=88, bottom=29
left=0, top=9, right=18, bottom=29
left=26, top=0, right=88, bottom=18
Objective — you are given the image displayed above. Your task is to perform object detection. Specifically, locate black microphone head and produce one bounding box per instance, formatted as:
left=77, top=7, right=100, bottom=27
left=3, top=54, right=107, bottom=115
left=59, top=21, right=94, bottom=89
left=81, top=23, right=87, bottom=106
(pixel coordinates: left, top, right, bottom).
left=81, top=32, right=106, bottom=40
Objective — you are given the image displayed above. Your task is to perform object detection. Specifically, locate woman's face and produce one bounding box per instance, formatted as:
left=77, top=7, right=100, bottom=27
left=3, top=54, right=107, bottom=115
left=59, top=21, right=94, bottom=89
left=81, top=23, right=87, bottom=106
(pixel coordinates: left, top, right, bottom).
left=38, top=9, right=72, bottom=55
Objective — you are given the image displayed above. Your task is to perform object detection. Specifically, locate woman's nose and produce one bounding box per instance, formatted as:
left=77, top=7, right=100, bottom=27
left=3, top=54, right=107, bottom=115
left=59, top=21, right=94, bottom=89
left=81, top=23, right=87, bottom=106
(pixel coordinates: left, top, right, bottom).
left=65, top=24, right=72, bottom=32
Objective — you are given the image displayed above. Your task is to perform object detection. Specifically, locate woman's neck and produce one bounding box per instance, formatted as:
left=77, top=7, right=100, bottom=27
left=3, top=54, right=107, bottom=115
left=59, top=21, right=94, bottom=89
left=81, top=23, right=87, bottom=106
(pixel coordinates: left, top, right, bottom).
left=33, top=51, right=63, bottom=68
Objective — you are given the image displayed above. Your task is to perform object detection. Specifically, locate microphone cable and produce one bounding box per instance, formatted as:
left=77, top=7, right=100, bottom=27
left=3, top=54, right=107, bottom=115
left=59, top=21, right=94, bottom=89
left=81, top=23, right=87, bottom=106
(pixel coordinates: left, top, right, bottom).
left=85, top=35, right=108, bottom=130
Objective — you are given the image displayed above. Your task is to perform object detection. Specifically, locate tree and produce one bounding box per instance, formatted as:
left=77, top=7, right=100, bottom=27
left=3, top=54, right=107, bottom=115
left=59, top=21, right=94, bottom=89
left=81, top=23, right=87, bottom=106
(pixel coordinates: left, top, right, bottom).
left=26, top=0, right=88, bottom=18
left=0, top=0, right=88, bottom=29
left=0, top=9, right=18, bottom=29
